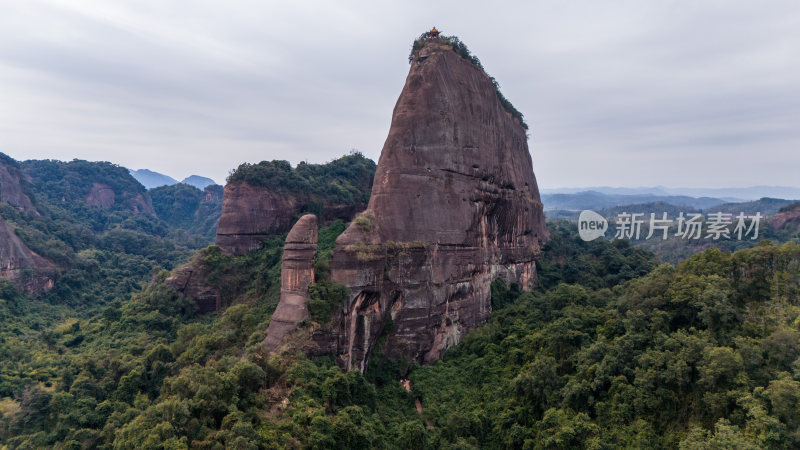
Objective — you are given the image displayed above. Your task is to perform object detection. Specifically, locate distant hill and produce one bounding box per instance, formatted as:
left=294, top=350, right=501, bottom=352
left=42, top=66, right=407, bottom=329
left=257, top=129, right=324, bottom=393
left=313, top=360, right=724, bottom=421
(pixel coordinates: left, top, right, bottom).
left=129, top=169, right=177, bottom=189
left=545, top=196, right=800, bottom=264
left=710, top=197, right=796, bottom=215
left=541, top=190, right=728, bottom=211
left=594, top=197, right=794, bottom=218
left=543, top=185, right=800, bottom=201
left=180, top=175, right=216, bottom=190
left=0, top=154, right=229, bottom=295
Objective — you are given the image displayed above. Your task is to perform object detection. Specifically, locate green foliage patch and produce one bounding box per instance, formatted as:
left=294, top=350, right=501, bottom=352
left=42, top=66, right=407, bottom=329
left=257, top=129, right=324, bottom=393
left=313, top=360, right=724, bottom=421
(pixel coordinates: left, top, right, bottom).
left=226, top=152, right=375, bottom=206
left=4, top=163, right=800, bottom=447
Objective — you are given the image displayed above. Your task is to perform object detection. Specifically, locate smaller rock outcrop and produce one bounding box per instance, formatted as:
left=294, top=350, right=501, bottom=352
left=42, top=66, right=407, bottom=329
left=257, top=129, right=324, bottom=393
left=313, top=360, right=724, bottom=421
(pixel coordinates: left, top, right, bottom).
left=216, top=183, right=298, bottom=256
left=263, top=214, right=318, bottom=351
left=165, top=266, right=221, bottom=313
left=769, top=202, right=800, bottom=233
left=86, top=182, right=116, bottom=209
left=84, top=182, right=156, bottom=215
left=0, top=217, right=55, bottom=293
left=0, top=154, right=37, bottom=214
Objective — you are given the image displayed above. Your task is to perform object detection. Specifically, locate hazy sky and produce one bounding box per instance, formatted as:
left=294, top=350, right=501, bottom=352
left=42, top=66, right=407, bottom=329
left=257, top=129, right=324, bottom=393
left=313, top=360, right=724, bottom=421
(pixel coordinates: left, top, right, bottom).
left=1, top=1, right=798, bottom=188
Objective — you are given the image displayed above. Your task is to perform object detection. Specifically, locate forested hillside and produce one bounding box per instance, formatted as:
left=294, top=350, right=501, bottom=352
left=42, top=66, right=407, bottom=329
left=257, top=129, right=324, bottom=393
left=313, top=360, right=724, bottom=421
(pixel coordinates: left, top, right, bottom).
left=149, top=183, right=223, bottom=246
left=4, top=219, right=799, bottom=448
left=226, top=152, right=375, bottom=207
left=1, top=157, right=209, bottom=312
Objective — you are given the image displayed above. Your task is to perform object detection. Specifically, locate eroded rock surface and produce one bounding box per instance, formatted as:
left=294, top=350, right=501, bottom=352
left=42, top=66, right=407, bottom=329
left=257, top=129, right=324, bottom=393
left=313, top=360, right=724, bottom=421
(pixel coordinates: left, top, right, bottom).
left=165, top=266, right=221, bottom=314
left=0, top=217, right=55, bottom=293
left=86, top=182, right=116, bottom=209
left=214, top=155, right=375, bottom=256
left=769, top=202, right=800, bottom=233
left=263, top=214, right=318, bottom=351
left=215, top=183, right=298, bottom=256
left=0, top=159, right=37, bottom=214
left=0, top=156, right=54, bottom=292
left=84, top=182, right=155, bottom=215
left=313, top=39, right=547, bottom=370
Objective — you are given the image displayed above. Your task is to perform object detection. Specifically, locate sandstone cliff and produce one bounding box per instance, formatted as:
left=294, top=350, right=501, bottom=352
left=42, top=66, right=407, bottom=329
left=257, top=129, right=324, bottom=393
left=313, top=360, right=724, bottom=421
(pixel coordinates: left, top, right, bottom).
left=313, top=37, right=547, bottom=370
left=0, top=217, right=55, bottom=293
left=263, top=214, right=318, bottom=351
left=215, top=154, right=375, bottom=256
left=0, top=155, right=37, bottom=214
left=216, top=183, right=299, bottom=256
left=0, top=155, right=55, bottom=292
left=85, top=182, right=155, bottom=215
left=769, top=202, right=800, bottom=233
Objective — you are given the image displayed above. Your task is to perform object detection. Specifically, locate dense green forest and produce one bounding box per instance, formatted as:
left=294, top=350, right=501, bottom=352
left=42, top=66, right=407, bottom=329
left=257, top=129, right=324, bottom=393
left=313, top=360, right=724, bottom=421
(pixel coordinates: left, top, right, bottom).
left=3, top=153, right=800, bottom=448
left=149, top=183, right=223, bottom=246
left=226, top=152, right=375, bottom=206
left=2, top=159, right=215, bottom=313
left=4, top=218, right=799, bottom=448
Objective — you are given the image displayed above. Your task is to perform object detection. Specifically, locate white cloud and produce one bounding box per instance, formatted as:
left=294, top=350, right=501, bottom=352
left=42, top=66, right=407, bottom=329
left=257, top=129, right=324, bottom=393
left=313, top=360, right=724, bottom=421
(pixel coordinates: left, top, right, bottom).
left=0, top=0, right=798, bottom=187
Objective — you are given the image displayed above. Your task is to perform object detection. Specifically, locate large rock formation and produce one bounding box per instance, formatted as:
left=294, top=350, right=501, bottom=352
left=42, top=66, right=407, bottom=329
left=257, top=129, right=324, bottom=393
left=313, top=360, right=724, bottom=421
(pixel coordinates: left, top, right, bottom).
left=215, top=154, right=375, bottom=256
left=263, top=214, right=318, bottom=350
left=313, top=37, right=547, bottom=371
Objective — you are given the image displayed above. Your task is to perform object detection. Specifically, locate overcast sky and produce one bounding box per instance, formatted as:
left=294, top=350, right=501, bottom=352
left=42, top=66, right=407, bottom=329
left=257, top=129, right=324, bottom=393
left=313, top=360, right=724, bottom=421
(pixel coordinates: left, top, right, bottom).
left=1, top=0, right=799, bottom=188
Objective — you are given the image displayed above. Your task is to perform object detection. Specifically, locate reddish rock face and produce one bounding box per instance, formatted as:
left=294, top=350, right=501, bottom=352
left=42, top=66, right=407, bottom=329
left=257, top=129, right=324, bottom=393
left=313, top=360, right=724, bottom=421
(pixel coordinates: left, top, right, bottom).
left=0, top=161, right=37, bottom=214
left=165, top=265, right=221, bottom=313
left=0, top=157, right=53, bottom=292
left=314, top=40, right=547, bottom=371
left=84, top=182, right=156, bottom=215
left=131, top=193, right=156, bottom=216
left=215, top=183, right=298, bottom=256
left=86, top=182, right=116, bottom=209
left=0, top=217, right=55, bottom=293
left=214, top=183, right=369, bottom=256
left=263, top=214, right=318, bottom=351
left=769, top=203, right=800, bottom=232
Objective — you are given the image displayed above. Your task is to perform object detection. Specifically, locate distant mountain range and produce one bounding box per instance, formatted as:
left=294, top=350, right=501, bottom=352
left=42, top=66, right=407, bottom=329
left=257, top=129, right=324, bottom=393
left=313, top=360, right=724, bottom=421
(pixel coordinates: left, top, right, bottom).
left=129, top=169, right=217, bottom=190
left=541, top=190, right=730, bottom=211
left=542, top=186, right=800, bottom=202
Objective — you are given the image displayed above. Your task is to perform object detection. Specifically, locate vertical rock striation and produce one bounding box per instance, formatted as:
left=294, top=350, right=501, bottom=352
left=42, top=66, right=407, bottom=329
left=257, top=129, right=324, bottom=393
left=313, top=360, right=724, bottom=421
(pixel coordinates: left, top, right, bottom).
left=313, top=38, right=547, bottom=371
left=215, top=183, right=298, bottom=256
left=263, top=214, right=318, bottom=351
